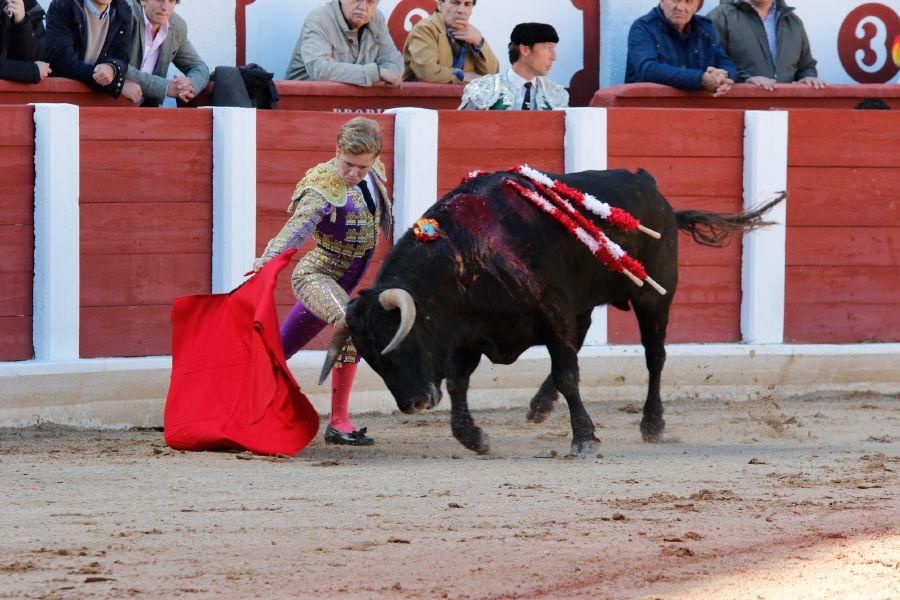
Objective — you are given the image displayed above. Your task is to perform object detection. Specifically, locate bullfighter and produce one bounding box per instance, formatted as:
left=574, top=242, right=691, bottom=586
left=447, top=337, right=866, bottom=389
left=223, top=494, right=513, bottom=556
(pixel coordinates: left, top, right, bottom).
left=253, top=117, right=391, bottom=447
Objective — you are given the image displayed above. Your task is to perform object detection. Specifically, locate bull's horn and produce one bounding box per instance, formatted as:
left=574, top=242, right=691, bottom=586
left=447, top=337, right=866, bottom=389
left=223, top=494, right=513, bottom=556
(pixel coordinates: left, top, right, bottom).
left=318, top=319, right=351, bottom=385
left=378, top=288, right=417, bottom=355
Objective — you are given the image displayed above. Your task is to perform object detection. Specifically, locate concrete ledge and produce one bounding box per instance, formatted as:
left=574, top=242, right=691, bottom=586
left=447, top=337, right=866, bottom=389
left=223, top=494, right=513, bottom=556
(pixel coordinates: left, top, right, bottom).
left=1, top=345, right=898, bottom=428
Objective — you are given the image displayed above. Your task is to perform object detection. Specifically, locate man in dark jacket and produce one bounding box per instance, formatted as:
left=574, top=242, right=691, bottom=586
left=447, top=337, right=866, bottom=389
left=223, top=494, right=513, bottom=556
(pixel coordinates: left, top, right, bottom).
left=44, top=0, right=133, bottom=97
left=709, top=0, right=824, bottom=90
left=626, top=0, right=737, bottom=96
left=0, top=0, right=51, bottom=83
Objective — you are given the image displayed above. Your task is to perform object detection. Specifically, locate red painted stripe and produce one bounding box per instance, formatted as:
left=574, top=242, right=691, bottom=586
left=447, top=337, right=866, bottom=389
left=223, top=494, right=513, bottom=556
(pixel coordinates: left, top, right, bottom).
left=785, top=303, right=899, bottom=343
left=0, top=316, right=32, bottom=361
left=789, top=110, right=900, bottom=168
left=80, top=107, right=212, bottom=141
left=609, top=108, right=744, bottom=158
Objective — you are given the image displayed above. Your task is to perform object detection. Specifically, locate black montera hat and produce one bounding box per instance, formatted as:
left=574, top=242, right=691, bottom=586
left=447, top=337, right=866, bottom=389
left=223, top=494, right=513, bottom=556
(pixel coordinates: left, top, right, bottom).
left=509, top=23, right=559, bottom=46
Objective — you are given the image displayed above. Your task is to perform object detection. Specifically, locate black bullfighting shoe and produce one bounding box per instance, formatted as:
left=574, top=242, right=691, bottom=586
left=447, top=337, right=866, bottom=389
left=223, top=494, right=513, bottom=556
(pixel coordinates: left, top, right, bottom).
left=324, top=426, right=374, bottom=446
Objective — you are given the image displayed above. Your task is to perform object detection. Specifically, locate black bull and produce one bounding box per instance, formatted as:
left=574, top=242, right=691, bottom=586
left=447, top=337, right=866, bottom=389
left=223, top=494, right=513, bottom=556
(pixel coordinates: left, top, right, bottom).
left=321, top=169, right=783, bottom=455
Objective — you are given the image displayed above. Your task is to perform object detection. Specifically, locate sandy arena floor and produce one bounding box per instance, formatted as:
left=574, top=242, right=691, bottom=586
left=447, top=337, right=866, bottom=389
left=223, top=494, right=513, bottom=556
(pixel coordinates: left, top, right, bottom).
left=1, top=391, right=898, bottom=599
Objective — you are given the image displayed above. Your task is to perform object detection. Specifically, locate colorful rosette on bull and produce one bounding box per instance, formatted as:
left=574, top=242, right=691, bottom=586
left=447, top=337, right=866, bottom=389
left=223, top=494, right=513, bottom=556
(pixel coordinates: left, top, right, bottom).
left=414, top=218, right=441, bottom=243
left=893, top=35, right=900, bottom=68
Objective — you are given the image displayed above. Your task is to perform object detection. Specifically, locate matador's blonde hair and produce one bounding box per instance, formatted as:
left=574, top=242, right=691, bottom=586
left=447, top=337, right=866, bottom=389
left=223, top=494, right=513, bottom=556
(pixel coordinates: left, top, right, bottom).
left=337, top=117, right=383, bottom=157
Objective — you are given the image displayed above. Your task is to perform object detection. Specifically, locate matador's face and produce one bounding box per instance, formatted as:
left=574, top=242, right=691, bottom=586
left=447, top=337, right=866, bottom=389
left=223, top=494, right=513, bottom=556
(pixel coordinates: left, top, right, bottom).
left=335, top=149, right=377, bottom=188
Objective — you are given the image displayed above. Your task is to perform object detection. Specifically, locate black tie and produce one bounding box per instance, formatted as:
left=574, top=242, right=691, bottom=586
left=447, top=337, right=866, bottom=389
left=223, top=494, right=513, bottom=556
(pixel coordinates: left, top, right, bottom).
left=358, top=180, right=376, bottom=215
left=522, top=81, right=533, bottom=110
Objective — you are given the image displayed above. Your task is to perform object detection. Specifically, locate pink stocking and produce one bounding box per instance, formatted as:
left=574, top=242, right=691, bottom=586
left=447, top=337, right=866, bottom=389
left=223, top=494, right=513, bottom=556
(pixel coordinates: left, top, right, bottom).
left=329, top=362, right=358, bottom=433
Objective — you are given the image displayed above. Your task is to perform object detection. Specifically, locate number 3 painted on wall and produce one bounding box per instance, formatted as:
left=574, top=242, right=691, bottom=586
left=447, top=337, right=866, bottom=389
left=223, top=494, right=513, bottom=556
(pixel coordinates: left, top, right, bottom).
left=838, top=3, right=900, bottom=83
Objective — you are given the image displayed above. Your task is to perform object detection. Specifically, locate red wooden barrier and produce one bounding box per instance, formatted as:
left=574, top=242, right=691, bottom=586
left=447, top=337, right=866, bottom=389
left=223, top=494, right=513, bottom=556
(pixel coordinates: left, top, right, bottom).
left=0, top=78, right=463, bottom=112
left=0, top=78, right=132, bottom=107
left=592, top=83, right=900, bottom=111
left=276, top=81, right=462, bottom=112
left=256, top=111, right=395, bottom=351
left=0, top=106, right=35, bottom=361
left=437, top=110, right=566, bottom=198
left=607, top=108, right=746, bottom=344
left=786, top=110, right=900, bottom=343
left=79, top=108, right=213, bottom=358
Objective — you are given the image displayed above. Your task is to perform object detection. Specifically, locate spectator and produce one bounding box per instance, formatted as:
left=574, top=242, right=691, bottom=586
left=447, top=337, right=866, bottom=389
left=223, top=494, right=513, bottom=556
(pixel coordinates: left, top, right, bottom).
left=626, top=0, right=736, bottom=96
left=1, top=0, right=50, bottom=83
left=285, top=0, right=402, bottom=87
left=459, top=22, right=568, bottom=110
left=44, top=0, right=133, bottom=98
left=709, top=0, right=824, bottom=90
left=402, top=0, right=499, bottom=84
left=121, top=0, right=209, bottom=106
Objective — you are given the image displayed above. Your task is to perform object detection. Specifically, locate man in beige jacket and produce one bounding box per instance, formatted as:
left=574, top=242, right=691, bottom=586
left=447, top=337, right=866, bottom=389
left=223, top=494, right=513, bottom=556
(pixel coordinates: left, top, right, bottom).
left=402, top=0, right=499, bottom=83
left=285, top=0, right=402, bottom=86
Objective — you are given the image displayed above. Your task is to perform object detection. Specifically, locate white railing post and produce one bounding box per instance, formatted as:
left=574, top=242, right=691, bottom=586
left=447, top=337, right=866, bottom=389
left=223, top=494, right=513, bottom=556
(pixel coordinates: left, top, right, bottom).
left=565, top=107, right=609, bottom=346
left=384, top=108, right=439, bottom=243
left=211, top=107, right=257, bottom=294
left=32, top=103, right=80, bottom=361
left=741, top=110, right=788, bottom=343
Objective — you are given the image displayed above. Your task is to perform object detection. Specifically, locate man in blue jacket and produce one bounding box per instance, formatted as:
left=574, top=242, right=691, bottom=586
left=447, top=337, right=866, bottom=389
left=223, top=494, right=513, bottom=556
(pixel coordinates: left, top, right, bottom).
left=626, top=0, right=737, bottom=96
left=44, top=0, right=133, bottom=98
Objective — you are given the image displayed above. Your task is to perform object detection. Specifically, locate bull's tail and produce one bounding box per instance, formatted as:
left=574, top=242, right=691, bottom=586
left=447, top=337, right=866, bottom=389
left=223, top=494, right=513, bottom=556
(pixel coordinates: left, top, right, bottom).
left=675, top=193, right=785, bottom=247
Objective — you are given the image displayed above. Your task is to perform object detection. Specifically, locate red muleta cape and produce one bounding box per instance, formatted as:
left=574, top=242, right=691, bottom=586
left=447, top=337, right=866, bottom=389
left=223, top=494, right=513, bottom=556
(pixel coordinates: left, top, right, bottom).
left=164, top=249, right=319, bottom=455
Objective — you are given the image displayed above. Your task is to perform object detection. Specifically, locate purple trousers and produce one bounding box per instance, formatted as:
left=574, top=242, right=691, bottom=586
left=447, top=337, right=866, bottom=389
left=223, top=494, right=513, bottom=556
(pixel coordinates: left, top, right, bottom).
left=279, top=255, right=370, bottom=361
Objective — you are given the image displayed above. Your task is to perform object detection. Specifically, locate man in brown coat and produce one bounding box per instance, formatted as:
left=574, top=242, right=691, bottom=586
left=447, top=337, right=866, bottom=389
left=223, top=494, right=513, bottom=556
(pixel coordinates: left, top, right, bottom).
left=402, top=0, right=499, bottom=83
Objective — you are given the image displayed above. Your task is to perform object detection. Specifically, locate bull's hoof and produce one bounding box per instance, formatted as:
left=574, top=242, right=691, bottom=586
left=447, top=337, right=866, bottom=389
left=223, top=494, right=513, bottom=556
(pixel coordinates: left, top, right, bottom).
left=526, top=389, right=558, bottom=424
left=640, top=417, right=666, bottom=442
left=526, top=406, right=554, bottom=424
left=457, top=428, right=491, bottom=455
left=569, top=436, right=601, bottom=456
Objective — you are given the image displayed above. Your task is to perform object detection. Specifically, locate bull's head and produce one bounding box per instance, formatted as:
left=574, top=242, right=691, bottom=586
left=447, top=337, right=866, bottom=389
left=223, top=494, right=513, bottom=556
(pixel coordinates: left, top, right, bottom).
left=319, top=288, right=443, bottom=414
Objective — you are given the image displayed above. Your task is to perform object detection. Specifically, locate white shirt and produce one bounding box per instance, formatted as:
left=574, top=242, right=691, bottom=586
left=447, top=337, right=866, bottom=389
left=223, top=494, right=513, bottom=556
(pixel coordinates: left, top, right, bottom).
left=507, top=68, right=537, bottom=111
left=140, top=13, right=170, bottom=75
left=356, top=173, right=380, bottom=213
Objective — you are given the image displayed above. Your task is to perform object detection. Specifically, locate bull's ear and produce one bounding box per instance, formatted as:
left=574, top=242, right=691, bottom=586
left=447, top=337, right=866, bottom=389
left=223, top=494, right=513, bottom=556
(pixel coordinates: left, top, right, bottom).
left=318, top=320, right=352, bottom=385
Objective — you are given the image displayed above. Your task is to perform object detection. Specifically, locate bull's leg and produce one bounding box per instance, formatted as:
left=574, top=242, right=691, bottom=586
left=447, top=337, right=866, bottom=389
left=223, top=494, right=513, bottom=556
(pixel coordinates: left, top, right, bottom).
left=447, top=350, right=490, bottom=455
left=527, top=312, right=593, bottom=423
left=547, top=337, right=600, bottom=456
left=633, top=299, right=669, bottom=441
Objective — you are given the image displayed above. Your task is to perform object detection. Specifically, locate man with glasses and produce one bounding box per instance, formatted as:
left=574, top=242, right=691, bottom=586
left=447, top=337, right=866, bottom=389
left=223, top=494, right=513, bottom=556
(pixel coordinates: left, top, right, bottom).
left=285, top=0, right=403, bottom=87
